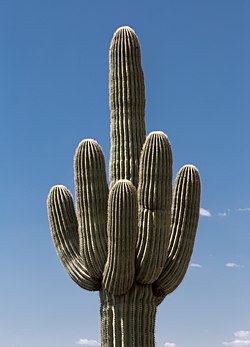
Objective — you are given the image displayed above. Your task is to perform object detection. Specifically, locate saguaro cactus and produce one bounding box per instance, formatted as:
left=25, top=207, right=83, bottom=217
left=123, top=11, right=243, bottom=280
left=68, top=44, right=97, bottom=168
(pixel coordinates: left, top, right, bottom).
left=47, top=26, right=201, bottom=346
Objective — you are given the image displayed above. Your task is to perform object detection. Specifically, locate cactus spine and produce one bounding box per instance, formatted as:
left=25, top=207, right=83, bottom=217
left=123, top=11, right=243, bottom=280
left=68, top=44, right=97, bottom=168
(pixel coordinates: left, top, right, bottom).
left=47, top=26, right=201, bottom=346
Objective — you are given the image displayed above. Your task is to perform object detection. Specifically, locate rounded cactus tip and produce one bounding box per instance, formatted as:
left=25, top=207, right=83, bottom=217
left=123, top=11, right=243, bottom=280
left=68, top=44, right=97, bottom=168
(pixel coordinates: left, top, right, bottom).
left=48, top=184, right=71, bottom=196
left=111, top=179, right=136, bottom=192
left=177, top=164, right=201, bottom=181
left=147, top=130, right=168, bottom=138
left=76, top=138, right=103, bottom=155
left=182, top=164, right=199, bottom=172
left=49, top=184, right=68, bottom=192
left=146, top=131, right=172, bottom=148
left=114, top=25, right=135, bottom=34
left=77, top=138, right=98, bottom=147
left=47, top=185, right=71, bottom=204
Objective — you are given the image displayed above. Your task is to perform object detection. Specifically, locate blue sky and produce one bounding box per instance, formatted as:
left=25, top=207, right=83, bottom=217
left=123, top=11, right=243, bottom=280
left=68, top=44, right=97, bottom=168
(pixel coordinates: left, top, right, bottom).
left=0, top=0, right=249, bottom=346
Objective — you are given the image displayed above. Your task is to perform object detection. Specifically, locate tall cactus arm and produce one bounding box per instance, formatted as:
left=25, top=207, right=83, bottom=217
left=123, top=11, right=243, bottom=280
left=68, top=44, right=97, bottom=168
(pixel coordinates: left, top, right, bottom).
left=153, top=165, right=201, bottom=303
left=109, top=26, right=146, bottom=188
left=103, top=180, right=137, bottom=295
left=136, top=131, right=173, bottom=284
left=47, top=185, right=101, bottom=291
left=74, top=139, right=109, bottom=279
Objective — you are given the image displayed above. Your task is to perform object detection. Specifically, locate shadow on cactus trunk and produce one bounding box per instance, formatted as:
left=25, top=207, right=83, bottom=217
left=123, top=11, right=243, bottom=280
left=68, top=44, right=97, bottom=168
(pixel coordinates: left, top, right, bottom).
left=47, top=26, right=201, bottom=347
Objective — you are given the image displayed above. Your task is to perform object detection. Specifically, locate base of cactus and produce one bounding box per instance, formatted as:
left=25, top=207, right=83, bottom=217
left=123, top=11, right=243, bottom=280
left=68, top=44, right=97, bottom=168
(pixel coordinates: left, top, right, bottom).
left=100, top=282, right=156, bottom=347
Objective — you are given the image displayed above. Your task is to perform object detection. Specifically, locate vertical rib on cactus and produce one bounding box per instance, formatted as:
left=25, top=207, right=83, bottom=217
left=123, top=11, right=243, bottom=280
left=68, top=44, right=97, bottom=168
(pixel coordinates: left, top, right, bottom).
left=153, top=165, right=201, bottom=304
left=47, top=186, right=101, bottom=291
left=47, top=26, right=201, bottom=347
left=74, top=139, right=108, bottom=279
left=136, top=132, right=172, bottom=284
left=109, top=26, right=146, bottom=188
left=103, top=180, right=137, bottom=295
left=100, top=283, right=156, bottom=347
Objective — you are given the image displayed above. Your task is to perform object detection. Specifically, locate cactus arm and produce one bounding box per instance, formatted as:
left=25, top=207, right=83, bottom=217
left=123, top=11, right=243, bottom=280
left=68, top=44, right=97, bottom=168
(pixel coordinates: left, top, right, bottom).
left=103, top=180, right=137, bottom=295
left=47, top=185, right=101, bottom=291
left=74, top=139, right=108, bottom=279
left=153, top=165, right=201, bottom=303
left=136, top=132, right=173, bottom=284
left=109, top=26, right=146, bottom=188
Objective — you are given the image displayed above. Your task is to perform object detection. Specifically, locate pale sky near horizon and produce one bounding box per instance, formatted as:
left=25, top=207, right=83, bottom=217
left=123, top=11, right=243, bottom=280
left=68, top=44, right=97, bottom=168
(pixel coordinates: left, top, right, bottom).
left=0, top=1, right=249, bottom=347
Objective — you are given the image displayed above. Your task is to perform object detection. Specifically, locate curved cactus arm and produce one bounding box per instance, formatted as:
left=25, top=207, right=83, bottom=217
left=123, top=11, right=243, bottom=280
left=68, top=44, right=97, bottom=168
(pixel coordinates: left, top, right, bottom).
left=103, top=180, right=137, bottom=295
left=153, top=165, right=201, bottom=303
left=74, top=139, right=108, bottom=279
left=47, top=185, right=101, bottom=291
left=109, top=26, right=146, bottom=188
left=136, top=132, right=173, bottom=284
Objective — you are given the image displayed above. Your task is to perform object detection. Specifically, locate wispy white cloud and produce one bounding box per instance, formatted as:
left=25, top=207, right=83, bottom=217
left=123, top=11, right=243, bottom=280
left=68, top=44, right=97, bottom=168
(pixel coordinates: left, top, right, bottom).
left=225, top=262, right=243, bottom=268
left=223, top=331, right=250, bottom=346
left=190, top=263, right=202, bottom=268
left=235, top=332, right=250, bottom=339
left=76, top=339, right=101, bottom=346
left=164, top=342, right=178, bottom=347
left=200, top=208, right=211, bottom=217
left=199, top=206, right=250, bottom=217
left=218, top=212, right=227, bottom=217
left=223, top=340, right=250, bottom=346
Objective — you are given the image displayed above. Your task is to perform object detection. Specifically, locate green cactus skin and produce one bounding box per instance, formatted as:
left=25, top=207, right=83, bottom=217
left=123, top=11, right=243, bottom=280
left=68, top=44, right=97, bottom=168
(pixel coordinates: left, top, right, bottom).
left=47, top=26, right=201, bottom=347
left=136, top=131, right=173, bottom=284
left=103, top=180, right=137, bottom=295
left=74, top=139, right=108, bottom=279
left=109, top=27, right=146, bottom=189
left=100, top=283, right=156, bottom=346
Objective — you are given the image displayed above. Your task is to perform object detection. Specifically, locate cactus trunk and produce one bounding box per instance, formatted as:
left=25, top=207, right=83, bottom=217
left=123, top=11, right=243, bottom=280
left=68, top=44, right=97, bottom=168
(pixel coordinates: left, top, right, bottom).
left=100, top=283, right=156, bottom=347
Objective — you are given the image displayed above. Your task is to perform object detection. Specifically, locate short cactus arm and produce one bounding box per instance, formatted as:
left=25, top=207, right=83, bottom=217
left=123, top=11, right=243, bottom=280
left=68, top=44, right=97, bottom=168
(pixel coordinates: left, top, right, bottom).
left=103, top=180, right=137, bottom=295
left=136, top=132, right=173, bottom=284
left=74, top=139, right=108, bottom=279
left=47, top=186, right=101, bottom=291
left=153, top=165, right=201, bottom=303
left=109, top=26, right=146, bottom=188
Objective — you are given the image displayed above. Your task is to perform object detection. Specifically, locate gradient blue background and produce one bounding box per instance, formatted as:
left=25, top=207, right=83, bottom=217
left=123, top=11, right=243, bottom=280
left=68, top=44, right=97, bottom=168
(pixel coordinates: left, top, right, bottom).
left=0, top=1, right=249, bottom=346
